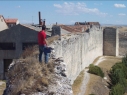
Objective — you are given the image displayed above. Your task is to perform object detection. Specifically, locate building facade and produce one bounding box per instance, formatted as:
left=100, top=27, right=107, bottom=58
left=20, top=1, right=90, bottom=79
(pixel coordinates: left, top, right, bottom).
left=0, top=24, right=51, bottom=79
left=5, top=19, right=19, bottom=28
left=0, top=15, right=8, bottom=31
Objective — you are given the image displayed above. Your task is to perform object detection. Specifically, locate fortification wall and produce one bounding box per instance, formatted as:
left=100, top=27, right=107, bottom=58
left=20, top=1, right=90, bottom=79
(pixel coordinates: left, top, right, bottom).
left=50, top=26, right=103, bottom=84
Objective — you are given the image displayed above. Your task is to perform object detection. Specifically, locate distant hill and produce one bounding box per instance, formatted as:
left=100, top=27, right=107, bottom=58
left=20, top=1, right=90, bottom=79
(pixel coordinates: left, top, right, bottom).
left=101, top=24, right=127, bottom=27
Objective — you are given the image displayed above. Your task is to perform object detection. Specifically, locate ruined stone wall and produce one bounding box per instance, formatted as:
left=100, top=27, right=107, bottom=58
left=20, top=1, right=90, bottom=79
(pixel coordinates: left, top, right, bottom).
left=50, top=26, right=103, bottom=84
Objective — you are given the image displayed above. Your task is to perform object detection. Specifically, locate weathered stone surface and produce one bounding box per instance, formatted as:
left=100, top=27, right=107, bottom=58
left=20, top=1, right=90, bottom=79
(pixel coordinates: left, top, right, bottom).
left=50, top=26, right=103, bottom=84
left=119, top=32, right=127, bottom=56
left=103, top=27, right=119, bottom=56
left=3, top=58, right=73, bottom=95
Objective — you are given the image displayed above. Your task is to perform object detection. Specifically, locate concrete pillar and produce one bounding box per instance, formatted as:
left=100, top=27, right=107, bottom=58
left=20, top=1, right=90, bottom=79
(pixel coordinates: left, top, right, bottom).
left=116, top=29, right=119, bottom=56
left=103, top=27, right=119, bottom=56
left=0, top=59, right=4, bottom=79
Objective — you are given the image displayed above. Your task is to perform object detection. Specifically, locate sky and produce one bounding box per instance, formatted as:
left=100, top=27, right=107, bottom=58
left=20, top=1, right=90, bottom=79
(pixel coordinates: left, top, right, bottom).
left=0, top=0, right=127, bottom=25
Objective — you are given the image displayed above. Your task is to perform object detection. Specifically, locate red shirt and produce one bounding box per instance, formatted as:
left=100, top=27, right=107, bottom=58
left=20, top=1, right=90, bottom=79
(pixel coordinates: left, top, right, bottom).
left=38, top=30, right=46, bottom=45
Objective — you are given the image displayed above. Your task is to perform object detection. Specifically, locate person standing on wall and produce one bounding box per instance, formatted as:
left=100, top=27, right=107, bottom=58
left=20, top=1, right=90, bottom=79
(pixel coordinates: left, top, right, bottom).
left=38, top=25, right=49, bottom=64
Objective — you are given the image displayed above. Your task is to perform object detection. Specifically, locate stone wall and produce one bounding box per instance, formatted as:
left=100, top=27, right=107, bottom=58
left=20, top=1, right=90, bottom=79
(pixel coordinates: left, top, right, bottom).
left=51, top=26, right=61, bottom=36
left=103, top=27, right=119, bottom=56
left=119, top=32, right=127, bottom=56
left=50, top=26, right=103, bottom=84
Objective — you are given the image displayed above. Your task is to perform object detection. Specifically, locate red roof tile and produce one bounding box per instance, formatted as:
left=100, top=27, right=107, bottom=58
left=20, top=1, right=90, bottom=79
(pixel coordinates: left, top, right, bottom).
left=0, top=15, right=8, bottom=26
left=5, top=19, right=18, bottom=23
left=75, top=22, right=100, bottom=25
left=59, top=25, right=90, bottom=33
left=60, top=25, right=81, bottom=33
left=87, top=22, right=100, bottom=25
left=67, top=25, right=89, bottom=32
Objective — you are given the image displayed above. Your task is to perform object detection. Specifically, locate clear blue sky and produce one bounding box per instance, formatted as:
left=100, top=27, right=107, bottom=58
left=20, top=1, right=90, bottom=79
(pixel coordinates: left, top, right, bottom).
left=0, top=0, right=127, bottom=25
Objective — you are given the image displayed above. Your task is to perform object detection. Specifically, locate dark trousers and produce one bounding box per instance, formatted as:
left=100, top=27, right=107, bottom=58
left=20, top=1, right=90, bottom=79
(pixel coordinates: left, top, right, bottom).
left=39, top=45, right=49, bottom=64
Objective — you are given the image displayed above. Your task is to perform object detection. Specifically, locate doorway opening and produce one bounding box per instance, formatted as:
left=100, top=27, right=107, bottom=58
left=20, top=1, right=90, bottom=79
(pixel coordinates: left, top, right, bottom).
left=3, top=59, right=13, bottom=79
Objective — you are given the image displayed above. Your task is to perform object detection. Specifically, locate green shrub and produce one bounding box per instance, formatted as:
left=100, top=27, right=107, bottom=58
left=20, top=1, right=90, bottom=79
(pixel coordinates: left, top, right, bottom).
left=110, top=83, right=125, bottom=95
left=110, top=62, right=127, bottom=87
left=109, top=55, right=127, bottom=95
left=122, top=54, right=127, bottom=66
left=110, top=69, right=126, bottom=85
left=88, top=64, right=104, bottom=78
left=111, top=62, right=127, bottom=78
left=109, top=60, right=127, bottom=95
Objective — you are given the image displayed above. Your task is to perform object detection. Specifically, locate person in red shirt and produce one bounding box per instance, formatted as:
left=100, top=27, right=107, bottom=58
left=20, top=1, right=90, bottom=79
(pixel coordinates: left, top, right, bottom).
left=38, top=25, right=48, bottom=63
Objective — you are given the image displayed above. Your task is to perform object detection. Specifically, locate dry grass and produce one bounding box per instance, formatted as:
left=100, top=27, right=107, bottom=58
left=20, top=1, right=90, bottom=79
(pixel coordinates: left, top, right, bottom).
left=0, top=81, right=6, bottom=95
left=21, top=45, right=38, bottom=59
left=84, top=74, right=102, bottom=95
left=98, top=56, right=121, bottom=71
left=8, top=57, right=54, bottom=95
left=72, top=70, right=84, bottom=95
left=6, top=44, right=56, bottom=95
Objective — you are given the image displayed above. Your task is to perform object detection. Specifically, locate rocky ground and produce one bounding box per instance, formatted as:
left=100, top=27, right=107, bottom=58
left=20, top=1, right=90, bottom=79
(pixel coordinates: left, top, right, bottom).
left=3, top=58, right=73, bottom=95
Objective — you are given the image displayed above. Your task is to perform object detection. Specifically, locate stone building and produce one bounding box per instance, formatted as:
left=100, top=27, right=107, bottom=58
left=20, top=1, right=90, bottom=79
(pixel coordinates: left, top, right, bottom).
left=75, top=21, right=100, bottom=26
left=0, top=15, right=8, bottom=31
left=0, top=24, right=51, bottom=79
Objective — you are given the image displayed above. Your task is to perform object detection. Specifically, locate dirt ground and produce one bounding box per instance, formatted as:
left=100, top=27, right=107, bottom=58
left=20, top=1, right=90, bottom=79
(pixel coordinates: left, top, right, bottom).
left=72, top=70, right=85, bottom=95
left=84, top=56, right=122, bottom=95
left=0, top=81, right=6, bottom=95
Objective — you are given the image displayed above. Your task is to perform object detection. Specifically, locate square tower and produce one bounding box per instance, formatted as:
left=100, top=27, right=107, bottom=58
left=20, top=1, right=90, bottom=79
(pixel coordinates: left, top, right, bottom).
left=103, top=27, right=119, bottom=56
